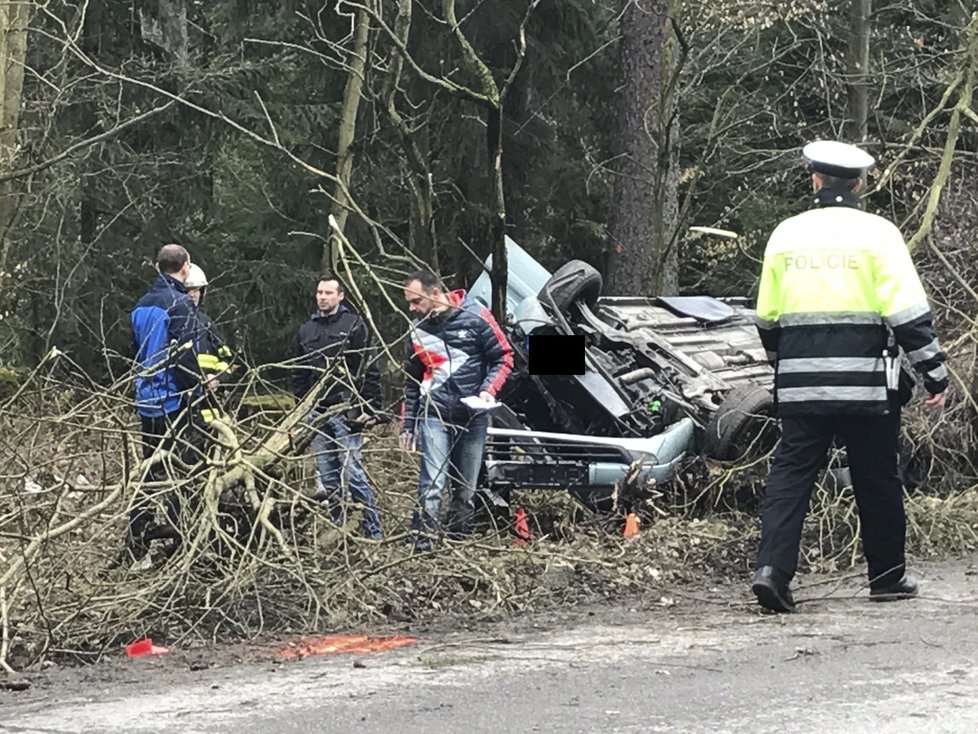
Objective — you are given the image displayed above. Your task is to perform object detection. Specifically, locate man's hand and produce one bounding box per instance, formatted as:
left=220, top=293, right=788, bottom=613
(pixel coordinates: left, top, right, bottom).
left=478, top=391, right=496, bottom=404
left=399, top=432, right=414, bottom=452
left=924, top=390, right=947, bottom=410
left=354, top=412, right=378, bottom=429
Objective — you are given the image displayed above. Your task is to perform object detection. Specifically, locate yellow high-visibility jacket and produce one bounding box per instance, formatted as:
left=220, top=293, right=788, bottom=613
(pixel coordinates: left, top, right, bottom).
left=755, top=201, right=947, bottom=415
left=196, top=308, right=234, bottom=424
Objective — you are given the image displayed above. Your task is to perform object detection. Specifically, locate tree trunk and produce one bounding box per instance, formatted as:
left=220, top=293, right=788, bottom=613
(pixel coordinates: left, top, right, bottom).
left=0, top=0, right=31, bottom=285
left=79, top=0, right=103, bottom=253
left=441, top=0, right=508, bottom=322
left=487, top=104, right=507, bottom=323
left=501, top=62, right=533, bottom=238
left=846, top=0, right=872, bottom=142
left=383, top=0, right=439, bottom=271
left=654, top=0, right=681, bottom=294
left=606, top=0, right=679, bottom=296
left=137, top=0, right=189, bottom=67
left=324, top=3, right=371, bottom=274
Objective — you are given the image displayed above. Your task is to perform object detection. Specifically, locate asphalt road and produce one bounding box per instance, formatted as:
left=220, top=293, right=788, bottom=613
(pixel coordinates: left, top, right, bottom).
left=4, top=556, right=978, bottom=734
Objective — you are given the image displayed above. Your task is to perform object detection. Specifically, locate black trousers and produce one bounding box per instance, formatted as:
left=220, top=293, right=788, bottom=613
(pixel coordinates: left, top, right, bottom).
left=128, top=407, right=201, bottom=550
left=756, top=407, right=906, bottom=589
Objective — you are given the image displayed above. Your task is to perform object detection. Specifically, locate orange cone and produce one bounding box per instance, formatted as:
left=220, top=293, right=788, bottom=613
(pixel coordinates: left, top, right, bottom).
left=623, top=512, right=640, bottom=539
left=514, top=507, right=532, bottom=546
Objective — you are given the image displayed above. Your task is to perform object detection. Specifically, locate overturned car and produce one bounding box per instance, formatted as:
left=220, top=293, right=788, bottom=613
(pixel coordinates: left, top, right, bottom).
left=468, top=240, right=778, bottom=510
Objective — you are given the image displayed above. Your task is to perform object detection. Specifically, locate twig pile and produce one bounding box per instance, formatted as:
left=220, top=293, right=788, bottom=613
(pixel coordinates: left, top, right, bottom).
left=0, top=359, right=752, bottom=674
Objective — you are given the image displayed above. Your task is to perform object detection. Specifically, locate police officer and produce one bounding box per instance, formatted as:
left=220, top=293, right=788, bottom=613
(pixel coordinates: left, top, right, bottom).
left=751, top=141, right=948, bottom=613
left=184, top=264, right=235, bottom=423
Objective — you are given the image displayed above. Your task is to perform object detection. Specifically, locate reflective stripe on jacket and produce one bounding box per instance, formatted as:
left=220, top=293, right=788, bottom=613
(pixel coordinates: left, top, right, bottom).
left=197, top=309, right=233, bottom=377
left=755, top=201, right=947, bottom=416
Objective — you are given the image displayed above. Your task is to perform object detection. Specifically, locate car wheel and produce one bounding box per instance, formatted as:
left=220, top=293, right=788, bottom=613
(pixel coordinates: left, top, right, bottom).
left=705, top=385, right=777, bottom=461
left=539, top=259, right=602, bottom=314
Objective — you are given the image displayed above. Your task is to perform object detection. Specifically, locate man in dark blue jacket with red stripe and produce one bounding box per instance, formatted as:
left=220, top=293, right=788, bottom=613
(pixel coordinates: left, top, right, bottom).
left=400, top=270, right=513, bottom=549
left=127, top=244, right=201, bottom=568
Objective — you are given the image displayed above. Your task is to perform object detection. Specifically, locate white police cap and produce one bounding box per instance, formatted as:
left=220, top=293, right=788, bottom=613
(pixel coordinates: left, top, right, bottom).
left=803, top=140, right=875, bottom=179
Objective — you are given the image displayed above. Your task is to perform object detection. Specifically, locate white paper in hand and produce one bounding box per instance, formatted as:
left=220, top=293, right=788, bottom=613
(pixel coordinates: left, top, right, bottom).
left=461, top=395, right=501, bottom=411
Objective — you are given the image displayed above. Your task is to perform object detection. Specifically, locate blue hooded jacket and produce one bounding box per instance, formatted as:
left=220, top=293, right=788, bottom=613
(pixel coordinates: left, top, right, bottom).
left=130, top=273, right=200, bottom=417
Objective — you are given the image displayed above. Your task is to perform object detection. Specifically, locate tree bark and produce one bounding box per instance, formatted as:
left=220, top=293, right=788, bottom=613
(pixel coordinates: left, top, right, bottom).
left=487, top=103, right=507, bottom=318
left=324, top=3, right=371, bottom=274
left=655, top=0, right=681, bottom=294
left=0, top=1, right=31, bottom=179
left=0, top=1, right=31, bottom=285
left=382, top=0, right=439, bottom=272
left=79, top=0, right=103, bottom=253
left=846, top=0, right=872, bottom=142
left=441, top=0, right=509, bottom=322
left=606, top=0, right=679, bottom=296
left=442, top=0, right=538, bottom=321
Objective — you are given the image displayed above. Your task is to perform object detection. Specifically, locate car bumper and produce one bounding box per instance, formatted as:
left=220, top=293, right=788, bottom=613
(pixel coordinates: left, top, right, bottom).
left=485, top=417, right=695, bottom=490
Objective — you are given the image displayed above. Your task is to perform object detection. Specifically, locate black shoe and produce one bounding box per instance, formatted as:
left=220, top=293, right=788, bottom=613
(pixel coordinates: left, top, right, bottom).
left=143, top=522, right=179, bottom=542
left=751, top=566, right=796, bottom=613
left=311, top=487, right=335, bottom=503
left=104, top=540, right=147, bottom=574
left=445, top=504, right=474, bottom=542
left=412, top=534, right=435, bottom=553
left=870, top=574, right=918, bottom=602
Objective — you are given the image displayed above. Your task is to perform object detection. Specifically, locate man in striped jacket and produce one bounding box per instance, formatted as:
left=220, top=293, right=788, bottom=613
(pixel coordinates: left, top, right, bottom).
left=400, top=270, right=514, bottom=549
left=751, top=141, right=948, bottom=613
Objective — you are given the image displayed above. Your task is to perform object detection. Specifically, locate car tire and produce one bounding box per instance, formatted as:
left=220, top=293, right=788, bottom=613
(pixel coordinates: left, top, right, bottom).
left=705, top=385, right=777, bottom=461
left=539, top=259, right=602, bottom=314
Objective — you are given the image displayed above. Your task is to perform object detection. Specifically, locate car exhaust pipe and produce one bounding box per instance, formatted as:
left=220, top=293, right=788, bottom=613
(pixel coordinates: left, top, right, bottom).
left=619, top=367, right=656, bottom=385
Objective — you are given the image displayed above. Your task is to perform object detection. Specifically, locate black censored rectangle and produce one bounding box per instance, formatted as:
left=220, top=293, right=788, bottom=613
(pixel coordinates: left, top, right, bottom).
left=527, top=334, right=585, bottom=375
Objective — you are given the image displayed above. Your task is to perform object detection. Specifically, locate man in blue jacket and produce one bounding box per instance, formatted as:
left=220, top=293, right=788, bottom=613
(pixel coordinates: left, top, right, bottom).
left=127, top=244, right=201, bottom=568
left=400, top=270, right=514, bottom=549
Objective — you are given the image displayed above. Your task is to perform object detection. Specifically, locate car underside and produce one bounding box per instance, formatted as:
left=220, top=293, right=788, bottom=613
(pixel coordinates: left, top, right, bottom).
left=468, top=240, right=780, bottom=510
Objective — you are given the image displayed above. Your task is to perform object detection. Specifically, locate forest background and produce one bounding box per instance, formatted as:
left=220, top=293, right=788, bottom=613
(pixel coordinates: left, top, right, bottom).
left=0, top=0, right=974, bottom=381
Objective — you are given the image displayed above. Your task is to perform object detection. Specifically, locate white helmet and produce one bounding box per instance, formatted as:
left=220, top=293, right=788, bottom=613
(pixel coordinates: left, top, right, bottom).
left=185, top=264, right=208, bottom=289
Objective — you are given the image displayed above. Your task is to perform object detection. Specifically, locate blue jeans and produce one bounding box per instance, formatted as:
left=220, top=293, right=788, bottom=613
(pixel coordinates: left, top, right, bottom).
left=310, top=412, right=382, bottom=539
left=415, top=411, right=489, bottom=534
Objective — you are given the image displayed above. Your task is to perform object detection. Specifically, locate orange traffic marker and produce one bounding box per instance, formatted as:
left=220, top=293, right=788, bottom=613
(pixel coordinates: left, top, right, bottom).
left=514, top=507, right=532, bottom=546
left=623, top=512, right=640, bottom=538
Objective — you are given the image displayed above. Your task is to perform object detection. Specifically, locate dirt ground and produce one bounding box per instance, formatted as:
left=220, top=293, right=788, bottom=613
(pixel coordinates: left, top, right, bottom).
left=4, top=553, right=978, bottom=733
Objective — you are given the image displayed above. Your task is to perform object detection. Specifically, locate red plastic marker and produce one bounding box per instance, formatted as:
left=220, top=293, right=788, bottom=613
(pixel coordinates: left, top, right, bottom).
left=125, top=638, right=170, bottom=657
left=514, top=508, right=532, bottom=547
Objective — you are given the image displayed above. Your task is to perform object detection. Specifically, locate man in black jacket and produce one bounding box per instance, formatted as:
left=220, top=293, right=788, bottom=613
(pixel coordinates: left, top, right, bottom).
left=293, top=275, right=383, bottom=539
left=400, top=270, right=513, bottom=549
